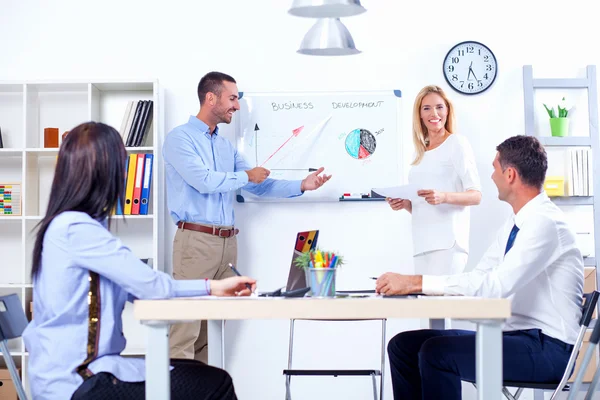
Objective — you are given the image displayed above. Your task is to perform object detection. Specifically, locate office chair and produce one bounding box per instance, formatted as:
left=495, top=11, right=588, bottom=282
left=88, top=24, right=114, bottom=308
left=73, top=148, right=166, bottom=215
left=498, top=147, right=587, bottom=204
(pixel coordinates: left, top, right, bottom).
left=569, top=306, right=600, bottom=400
left=0, top=293, right=29, bottom=400
left=283, top=318, right=386, bottom=400
left=467, top=290, right=599, bottom=400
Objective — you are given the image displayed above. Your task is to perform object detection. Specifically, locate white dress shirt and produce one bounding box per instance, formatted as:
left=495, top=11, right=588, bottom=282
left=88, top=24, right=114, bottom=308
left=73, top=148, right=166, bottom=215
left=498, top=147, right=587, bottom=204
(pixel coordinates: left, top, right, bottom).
left=409, top=134, right=481, bottom=256
left=423, top=192, right=584, bottom=344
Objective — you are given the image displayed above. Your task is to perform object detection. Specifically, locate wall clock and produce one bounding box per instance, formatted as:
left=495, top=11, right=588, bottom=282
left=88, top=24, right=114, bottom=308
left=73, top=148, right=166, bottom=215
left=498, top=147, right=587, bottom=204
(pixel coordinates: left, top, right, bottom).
left=442, top=41, right=497, bottom=95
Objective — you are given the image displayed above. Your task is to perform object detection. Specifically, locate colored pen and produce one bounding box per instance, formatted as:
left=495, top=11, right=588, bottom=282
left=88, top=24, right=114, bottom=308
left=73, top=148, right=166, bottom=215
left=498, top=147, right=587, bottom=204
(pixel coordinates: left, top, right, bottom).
left=329, top=255, right=337, bottom=268
left=228, top=263, right=252, bottom=291
left=369, top=277, right=378, bottom=280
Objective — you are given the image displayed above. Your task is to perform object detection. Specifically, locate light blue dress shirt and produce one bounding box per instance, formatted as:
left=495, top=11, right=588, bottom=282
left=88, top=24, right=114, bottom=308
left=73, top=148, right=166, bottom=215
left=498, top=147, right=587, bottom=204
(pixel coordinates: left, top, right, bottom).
left=163, top=116, right=303, bottom=226
left=22, top=211, right=210, bottom=399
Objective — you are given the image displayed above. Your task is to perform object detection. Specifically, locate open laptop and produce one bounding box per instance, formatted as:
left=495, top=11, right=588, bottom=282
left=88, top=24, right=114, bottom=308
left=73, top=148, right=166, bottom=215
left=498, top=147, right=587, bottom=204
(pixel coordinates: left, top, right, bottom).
left=259, top=230, right=318, bottom=297
left=285, top=230, right=318, bottom=291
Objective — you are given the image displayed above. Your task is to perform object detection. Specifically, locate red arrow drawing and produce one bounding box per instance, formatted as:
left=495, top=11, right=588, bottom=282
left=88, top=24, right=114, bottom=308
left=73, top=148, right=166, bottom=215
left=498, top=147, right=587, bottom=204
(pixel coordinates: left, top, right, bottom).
left=260, top=125, right=305, bottom=167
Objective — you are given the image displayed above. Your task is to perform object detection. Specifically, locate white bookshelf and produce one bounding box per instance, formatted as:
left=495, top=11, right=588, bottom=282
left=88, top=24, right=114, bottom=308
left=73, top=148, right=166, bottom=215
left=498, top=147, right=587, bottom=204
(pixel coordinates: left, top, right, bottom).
left=0, top=79, right=163, bottom=393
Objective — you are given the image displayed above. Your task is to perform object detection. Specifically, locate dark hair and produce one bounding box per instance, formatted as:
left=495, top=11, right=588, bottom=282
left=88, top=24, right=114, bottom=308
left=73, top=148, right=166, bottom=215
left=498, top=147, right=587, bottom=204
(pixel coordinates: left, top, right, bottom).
left=31, top=122, right=127, bottom=279
left=496, top=135, right=547, bottom=189
left=197, top=71, right=236, bottom=105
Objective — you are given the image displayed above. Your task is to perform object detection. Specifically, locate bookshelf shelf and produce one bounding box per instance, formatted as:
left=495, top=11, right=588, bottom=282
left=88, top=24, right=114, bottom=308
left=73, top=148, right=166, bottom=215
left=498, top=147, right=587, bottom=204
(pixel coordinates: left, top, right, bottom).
left=121, top=347, right=148, bottom=356
left=126, top=146, right=154, bottom=152
left=524, top=65, right=600, bottom=312
left=91, top=81, right=155, bottom=92
left=0, top=79, right=163, bottom=393
left=550, top=196, right=594, bottom=206
left=0, top=284, right=33, bottom=289
left=25, top=148, right=59, bottom=155
left=532, top=78, right=590, bottom=89
left=538, top=137, right=591, bottom=147
left=0, top=148, right=24, bottom=155
left=23, top=214, right=154, bottom=221
left=0, top=216, right=23, bottom=220
left=120, top=214, right=155, bottom=219
left=25, top=82, right=89, bottom=92
left=0, top=83, right=23, bottom=92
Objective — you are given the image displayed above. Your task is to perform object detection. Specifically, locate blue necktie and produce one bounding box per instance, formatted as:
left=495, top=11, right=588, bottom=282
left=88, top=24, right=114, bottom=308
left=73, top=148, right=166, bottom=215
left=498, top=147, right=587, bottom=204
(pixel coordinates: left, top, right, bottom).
left=504, top=224, right=520, bottom=255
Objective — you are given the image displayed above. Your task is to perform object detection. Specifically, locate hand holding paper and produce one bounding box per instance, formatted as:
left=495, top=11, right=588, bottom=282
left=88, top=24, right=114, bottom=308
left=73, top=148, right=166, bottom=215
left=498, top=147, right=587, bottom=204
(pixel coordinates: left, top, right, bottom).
left=372, top=184, right=419, bottom=201
left=417, top=189, right=446, bottom=205
left=387, top=198, right=411, bottom=212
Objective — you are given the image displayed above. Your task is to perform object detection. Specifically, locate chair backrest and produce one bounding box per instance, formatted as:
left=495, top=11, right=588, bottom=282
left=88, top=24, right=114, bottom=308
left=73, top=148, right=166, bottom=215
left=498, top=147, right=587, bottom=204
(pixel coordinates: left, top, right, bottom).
left=568, top=292, right=600, bottom=400
left=579, top=291, right=599, bottom=328
left=0, top=294, right=29, bottom=341
left=551, top=291, right=600, bottom=400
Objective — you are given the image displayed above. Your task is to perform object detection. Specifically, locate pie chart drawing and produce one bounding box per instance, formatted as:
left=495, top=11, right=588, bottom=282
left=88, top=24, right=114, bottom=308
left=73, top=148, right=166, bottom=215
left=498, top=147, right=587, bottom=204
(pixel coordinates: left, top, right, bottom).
left=345, top=128, right=376, bottom=159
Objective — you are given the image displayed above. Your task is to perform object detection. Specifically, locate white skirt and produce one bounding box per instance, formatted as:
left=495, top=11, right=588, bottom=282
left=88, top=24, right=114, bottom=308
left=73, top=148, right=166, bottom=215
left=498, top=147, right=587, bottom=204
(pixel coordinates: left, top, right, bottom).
left=413, top=242, right=468, bottom=276
left=414, top=243, right=467, bottom=329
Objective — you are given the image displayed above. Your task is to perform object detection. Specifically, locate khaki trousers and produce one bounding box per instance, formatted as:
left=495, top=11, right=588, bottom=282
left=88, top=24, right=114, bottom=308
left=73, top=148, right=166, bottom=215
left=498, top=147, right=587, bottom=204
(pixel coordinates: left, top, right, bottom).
left=168, top=225, right=237, bottom=363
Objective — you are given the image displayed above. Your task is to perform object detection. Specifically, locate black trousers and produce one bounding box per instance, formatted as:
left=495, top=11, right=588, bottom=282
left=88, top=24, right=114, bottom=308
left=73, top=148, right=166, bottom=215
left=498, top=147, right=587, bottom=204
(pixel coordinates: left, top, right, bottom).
left=387, top=329, right=573, bottom=400
left=71, top=359, right=237, bottom=400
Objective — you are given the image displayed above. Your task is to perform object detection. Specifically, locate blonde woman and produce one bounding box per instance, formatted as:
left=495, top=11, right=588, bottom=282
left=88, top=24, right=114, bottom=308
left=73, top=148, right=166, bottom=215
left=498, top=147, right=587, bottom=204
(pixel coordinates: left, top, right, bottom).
left=388, top=85, right=481, bottom=276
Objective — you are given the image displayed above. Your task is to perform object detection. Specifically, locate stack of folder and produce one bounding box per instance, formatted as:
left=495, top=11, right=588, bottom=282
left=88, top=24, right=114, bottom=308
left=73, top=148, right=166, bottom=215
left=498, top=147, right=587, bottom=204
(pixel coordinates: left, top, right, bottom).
left=119, top=100, right=154, bottom=147
left=116, top=153, right=154, bottom=215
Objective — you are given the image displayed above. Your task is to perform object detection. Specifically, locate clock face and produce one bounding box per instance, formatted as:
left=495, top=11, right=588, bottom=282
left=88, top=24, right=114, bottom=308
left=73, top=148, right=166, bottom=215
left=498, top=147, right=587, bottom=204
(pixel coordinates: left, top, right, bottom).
left=442, top=41, right=497, bottom=95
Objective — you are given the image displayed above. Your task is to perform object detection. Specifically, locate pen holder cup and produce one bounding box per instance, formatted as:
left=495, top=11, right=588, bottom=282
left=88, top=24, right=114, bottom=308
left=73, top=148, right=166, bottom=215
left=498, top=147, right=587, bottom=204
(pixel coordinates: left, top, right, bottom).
left=307, top=267, right=337, bottom=298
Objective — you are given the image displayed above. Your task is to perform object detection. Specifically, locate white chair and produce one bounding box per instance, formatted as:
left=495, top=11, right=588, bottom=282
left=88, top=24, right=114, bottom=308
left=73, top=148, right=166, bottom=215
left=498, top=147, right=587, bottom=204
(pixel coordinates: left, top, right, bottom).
left=467, top=290, right=599, bottom=400
left=0, top=293, right=29, bottom=400
left=282, top=318, right=386, bottom=400
left=569, top=301, right=600, bottom=399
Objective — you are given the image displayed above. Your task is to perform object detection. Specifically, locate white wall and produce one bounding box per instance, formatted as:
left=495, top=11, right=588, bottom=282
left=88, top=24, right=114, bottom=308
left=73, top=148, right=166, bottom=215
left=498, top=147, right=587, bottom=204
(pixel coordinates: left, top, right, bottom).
left=2, top=1, right=599, bottom=399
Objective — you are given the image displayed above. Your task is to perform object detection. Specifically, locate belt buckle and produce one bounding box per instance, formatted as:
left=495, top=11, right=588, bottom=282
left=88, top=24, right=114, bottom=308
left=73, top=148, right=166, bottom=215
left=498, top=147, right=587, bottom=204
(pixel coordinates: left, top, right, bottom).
left=218, top=228, right=229, bottom=238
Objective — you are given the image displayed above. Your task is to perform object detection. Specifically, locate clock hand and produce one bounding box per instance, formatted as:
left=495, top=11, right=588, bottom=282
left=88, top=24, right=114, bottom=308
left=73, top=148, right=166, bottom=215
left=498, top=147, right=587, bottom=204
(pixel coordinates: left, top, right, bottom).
left=467, top=67, right=474, bottom=81
left=466, top=61, right=475, bottom=80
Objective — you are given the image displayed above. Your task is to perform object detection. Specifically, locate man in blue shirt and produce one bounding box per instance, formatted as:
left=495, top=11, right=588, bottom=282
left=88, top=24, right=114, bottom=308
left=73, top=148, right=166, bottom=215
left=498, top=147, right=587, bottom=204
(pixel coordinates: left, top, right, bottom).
left=163, top=71, right=331, bottom=362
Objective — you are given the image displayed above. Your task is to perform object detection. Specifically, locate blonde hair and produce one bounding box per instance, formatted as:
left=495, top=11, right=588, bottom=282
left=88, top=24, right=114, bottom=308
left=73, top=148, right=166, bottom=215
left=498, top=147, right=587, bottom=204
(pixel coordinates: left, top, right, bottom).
left=411, top=85, right=456, bottom=165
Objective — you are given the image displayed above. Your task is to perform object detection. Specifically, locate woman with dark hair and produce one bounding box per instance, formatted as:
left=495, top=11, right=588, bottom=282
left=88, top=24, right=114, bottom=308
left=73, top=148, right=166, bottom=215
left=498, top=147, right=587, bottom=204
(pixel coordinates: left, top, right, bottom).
left=22, top=122, right=254, bottom=400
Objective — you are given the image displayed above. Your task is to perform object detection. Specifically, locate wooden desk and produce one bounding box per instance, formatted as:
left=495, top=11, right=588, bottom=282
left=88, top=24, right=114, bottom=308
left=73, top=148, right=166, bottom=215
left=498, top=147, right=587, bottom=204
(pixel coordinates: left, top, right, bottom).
left=134, top=296, right=511, bottom=400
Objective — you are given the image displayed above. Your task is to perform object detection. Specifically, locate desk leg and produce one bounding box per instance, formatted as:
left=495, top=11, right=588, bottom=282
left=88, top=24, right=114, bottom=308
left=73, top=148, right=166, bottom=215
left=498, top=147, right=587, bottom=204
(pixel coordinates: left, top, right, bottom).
left=145, top=323, right=170, bottom=400
left=208, top=319, right=225, bottom=369
left=476, top=321, right=502, bottom=400
left=429, top=319, right=445, bottom=330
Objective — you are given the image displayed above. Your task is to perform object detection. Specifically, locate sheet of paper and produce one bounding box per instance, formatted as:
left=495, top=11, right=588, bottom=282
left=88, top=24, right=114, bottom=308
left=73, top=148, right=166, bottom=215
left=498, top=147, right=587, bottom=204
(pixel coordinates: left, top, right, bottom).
left=372, top=184, right=419, bottom=201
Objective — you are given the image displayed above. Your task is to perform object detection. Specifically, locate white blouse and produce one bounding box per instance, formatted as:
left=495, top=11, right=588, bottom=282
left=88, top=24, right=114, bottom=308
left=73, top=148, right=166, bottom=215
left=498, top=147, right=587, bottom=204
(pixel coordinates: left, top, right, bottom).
left=408, top=134, right=481, bottom=256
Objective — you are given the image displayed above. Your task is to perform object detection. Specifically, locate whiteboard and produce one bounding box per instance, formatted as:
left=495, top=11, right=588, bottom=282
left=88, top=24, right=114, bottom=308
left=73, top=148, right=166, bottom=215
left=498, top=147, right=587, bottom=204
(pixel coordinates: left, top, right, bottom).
left=235, top=90, right=403, bottom=202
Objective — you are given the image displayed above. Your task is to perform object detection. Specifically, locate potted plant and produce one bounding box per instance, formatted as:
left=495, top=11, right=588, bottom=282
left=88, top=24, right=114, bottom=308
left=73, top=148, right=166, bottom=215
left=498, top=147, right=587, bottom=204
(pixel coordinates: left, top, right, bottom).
left=543, top=97, right=570, bottom=137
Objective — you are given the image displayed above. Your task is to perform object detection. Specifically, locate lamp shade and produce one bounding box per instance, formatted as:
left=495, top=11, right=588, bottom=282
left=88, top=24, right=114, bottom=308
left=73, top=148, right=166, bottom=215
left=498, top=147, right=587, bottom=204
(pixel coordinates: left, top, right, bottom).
left=297, top=18, right=361, bottom=56
left=289, top=0, right=366, bottom=18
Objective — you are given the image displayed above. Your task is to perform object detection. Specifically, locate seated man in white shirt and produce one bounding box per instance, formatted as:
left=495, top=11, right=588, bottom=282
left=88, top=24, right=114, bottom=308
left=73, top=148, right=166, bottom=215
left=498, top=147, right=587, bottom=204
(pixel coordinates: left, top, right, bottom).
left=376, top=135, right=584, bottom=400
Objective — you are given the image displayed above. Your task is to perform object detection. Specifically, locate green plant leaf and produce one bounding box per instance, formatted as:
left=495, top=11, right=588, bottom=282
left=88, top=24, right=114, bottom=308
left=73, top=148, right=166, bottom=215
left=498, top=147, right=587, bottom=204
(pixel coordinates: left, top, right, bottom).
left=543, top=104, right=556, bottom=118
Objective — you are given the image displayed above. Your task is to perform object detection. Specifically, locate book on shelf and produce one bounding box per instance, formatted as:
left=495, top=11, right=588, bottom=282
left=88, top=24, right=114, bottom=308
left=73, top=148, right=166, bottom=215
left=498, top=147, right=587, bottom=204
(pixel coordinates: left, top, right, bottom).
left=566, top=148, right=593, bottom=196
left=115, top=153, right=153, bottom=216
left=0, top=183, right=21, bottom=215
left=119, top=100, right=154, bottom=147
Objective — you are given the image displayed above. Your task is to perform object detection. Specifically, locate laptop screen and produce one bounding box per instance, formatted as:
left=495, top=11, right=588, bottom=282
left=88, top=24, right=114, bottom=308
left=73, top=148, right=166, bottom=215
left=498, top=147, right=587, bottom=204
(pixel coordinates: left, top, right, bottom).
left=285, top=230, right=319, bottom=291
